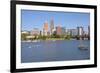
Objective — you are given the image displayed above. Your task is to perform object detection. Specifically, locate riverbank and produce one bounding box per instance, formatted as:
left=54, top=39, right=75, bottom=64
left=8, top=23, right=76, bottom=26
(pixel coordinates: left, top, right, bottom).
left=21, top=38, right=90, bottom=42
left=21, top=38, right=84, bottom=42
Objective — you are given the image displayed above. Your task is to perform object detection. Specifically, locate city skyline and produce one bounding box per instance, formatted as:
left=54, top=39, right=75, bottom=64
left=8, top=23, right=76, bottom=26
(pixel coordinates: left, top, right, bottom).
left=21, top=10, right=90, bottom=32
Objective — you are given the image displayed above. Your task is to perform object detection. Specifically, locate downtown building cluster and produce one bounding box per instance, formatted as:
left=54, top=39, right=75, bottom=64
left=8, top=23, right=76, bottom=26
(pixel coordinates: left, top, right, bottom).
left=21, top=18, right=90, bottom=40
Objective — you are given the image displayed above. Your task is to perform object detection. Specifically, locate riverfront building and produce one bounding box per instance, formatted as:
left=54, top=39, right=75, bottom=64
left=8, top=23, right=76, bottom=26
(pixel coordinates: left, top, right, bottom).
left=43, top=21, right=49, bottom=36
left=77, top=26, right=84, bottom=36
left=88, top=25, right=90, bottom=40
left=88, top=26, right=90, bottom=36
left=66, top=29, right=71, bottom=36
left=70, top=29, right=78, bottom=37
left=21, top=31, right=30, bottom=34
left=56, top=25, right=62, bottom=35
left=61, top=27, right=66, bottom=35
left=50, top=18, right=54, bottom=35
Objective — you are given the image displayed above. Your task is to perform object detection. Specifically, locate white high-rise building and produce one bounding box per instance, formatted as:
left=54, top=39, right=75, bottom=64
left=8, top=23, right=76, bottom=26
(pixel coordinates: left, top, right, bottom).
left=77, top=26, right=84, bottom=36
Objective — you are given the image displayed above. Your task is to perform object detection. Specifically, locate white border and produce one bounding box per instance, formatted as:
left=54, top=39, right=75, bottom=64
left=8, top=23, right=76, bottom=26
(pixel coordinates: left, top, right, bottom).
left=16, top=4, right=94, bottom=69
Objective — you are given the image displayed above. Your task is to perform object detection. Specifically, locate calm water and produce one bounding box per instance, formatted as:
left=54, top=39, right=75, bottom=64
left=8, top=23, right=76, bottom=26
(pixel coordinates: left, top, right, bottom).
left=21, top=40, right=90, bottom=63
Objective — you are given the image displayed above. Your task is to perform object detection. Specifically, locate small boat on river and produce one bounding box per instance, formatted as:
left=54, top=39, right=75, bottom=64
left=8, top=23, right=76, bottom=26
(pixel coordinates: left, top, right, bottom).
left=78, top=39, right=88, bottom=50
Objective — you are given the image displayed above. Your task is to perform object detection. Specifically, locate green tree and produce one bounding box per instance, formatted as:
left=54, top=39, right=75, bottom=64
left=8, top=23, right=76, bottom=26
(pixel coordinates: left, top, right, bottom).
left=21, top=33, right=29, bottom=40
left=65, top=35, right=71, bottom=40
left=42, top=36, right=47, bottom=40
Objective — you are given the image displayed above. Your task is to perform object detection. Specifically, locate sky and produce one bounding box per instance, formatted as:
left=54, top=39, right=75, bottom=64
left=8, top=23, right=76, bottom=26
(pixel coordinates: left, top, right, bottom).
left=21, top=10, right=90, bottom=32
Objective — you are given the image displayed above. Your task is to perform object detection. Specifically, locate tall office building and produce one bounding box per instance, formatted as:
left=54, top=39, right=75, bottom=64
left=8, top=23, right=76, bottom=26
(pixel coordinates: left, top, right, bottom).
left=56, top=25, right=62, bottom=35
left=77, top=26, right=84, bottom=36
left=43, top=21, right=49, bottom=36
left=50, top=18, right=54, bottom=35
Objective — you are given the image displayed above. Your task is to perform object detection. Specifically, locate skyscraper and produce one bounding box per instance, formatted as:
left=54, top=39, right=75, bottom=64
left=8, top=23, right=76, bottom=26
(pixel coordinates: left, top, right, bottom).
left=77, top=26, right=84, bottom=36
left=50, top=18, right=54, bottom=35
left=43, top=21, right=49, bottom=36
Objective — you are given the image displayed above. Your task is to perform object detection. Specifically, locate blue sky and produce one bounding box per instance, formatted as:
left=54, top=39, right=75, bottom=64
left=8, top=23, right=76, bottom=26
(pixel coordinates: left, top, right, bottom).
left=21, top=10, right=90, bottom=32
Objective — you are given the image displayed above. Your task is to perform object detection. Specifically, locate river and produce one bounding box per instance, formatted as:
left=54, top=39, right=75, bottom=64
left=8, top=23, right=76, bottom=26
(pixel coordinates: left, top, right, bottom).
left=21, top=40, right=90, bottom=63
